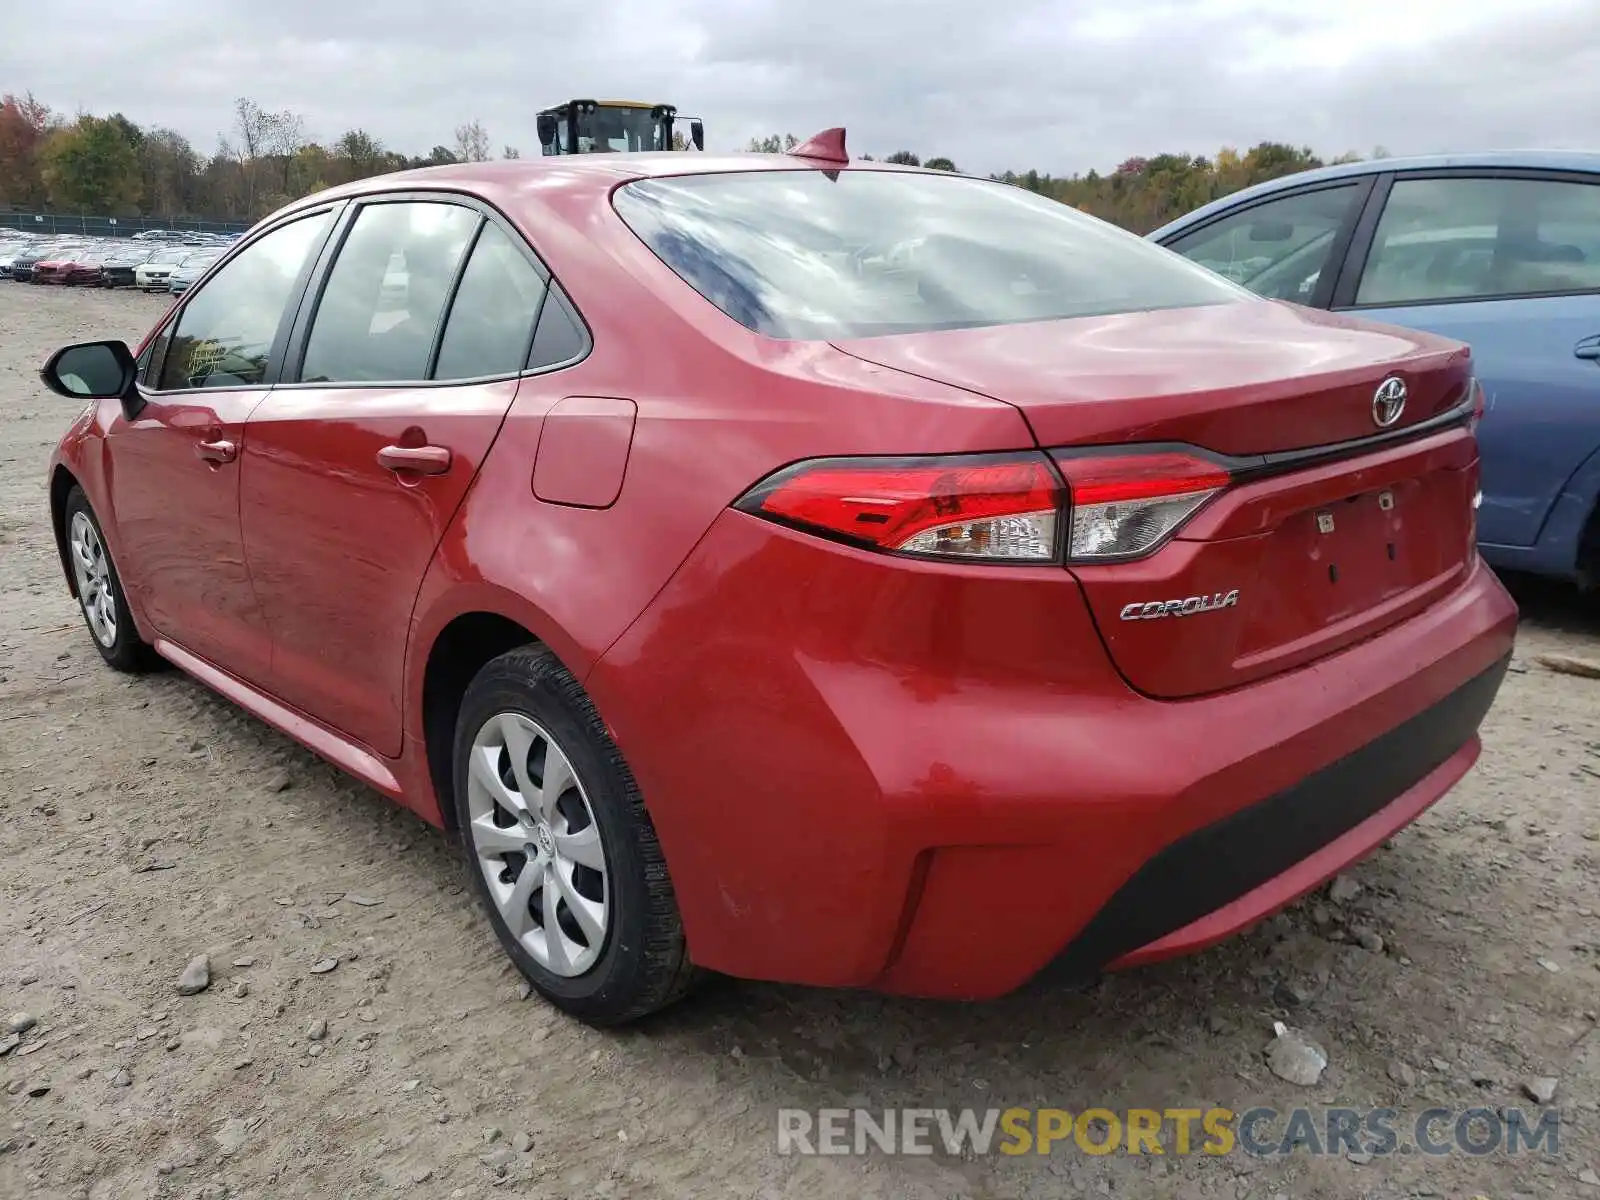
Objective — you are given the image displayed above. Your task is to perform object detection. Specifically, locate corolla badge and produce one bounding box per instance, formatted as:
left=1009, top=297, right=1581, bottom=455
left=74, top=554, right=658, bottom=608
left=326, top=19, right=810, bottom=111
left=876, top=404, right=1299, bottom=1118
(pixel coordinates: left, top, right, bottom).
left=1119, top=590, right=1240, bottom=621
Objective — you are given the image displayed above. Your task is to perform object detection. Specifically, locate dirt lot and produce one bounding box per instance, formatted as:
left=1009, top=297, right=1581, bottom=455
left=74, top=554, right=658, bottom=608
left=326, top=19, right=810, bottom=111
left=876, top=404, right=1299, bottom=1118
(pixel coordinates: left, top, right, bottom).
left=1, top=284, right=1598, bottom=1200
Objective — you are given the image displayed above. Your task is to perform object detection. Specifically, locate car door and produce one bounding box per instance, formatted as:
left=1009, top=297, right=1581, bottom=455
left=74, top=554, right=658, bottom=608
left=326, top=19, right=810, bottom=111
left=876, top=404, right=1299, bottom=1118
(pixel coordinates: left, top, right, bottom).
left=1329, top=171, right=1600, bottom=551
left=239, top=195, right=558, bottom=756
left=106, top=205, right=339, bottom=684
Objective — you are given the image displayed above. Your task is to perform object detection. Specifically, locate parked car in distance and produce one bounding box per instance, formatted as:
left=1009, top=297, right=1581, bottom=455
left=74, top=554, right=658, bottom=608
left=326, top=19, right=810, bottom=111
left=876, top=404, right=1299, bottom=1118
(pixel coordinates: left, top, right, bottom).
left=18, top=244, right=88, bottom=283
left=134, top=249, right=195, bottom=293
left=36, top=248, right=109, bottom=288
left=0, top=241, right=44, bottom=278
left=1150, top=151, right=1600, bottom=590
left=166, top=248, right=224, bottom=293
left=101, top=245, right=159, bottom=288
left=41, top=143, right=1516, bottom=1026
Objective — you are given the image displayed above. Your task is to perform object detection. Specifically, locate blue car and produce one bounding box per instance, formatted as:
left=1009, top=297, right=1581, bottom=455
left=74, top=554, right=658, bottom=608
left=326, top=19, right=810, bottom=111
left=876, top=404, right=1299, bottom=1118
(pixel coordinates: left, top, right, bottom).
left=1150, top=152, right=1600, bottom=589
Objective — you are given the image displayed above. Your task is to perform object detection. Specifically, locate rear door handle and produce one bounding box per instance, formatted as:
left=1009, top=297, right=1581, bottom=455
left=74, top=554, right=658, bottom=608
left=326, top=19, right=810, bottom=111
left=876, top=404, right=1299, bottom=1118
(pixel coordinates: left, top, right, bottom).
left=1575, top=335, right=1600, bottom=361
left=196, top=438, right=236, bottom=463
left=376, top=444, right=452, bottom=475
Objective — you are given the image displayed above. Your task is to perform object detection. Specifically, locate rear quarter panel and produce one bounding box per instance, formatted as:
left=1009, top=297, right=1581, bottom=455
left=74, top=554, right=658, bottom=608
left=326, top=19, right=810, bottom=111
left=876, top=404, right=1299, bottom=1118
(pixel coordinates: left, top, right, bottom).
left=404, top=174, right=1035, bottom=746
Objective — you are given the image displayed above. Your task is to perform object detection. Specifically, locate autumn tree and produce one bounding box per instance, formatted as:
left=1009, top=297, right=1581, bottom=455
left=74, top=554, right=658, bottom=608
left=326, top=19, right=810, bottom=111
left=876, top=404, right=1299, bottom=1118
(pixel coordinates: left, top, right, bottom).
left=0, top=92, right=54, bottom=208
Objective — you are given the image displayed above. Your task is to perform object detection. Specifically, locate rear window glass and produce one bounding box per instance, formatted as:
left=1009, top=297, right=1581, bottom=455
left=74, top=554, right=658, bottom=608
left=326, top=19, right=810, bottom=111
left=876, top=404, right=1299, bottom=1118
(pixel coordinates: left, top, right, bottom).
left=611, top=170, right=1246, bottom=340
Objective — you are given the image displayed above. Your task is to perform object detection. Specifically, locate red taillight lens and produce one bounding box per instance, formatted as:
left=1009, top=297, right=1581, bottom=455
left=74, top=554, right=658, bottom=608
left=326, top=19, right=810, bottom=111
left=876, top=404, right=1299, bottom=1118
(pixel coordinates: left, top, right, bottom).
left=735, top=453, right=1061, bottom=561
left=1467, top=377, right=1487, bottom=434
left=1055, top=451, right=1231, bottom=560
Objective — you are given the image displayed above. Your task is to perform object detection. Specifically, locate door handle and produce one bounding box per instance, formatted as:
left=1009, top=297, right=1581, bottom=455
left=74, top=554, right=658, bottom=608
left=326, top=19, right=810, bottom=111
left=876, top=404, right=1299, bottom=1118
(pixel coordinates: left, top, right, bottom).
left=196, top=438, right=236, bottom=463
left=1575, top=336, right=1600, bottom=361
left=376, top=444, right=452, bottom=475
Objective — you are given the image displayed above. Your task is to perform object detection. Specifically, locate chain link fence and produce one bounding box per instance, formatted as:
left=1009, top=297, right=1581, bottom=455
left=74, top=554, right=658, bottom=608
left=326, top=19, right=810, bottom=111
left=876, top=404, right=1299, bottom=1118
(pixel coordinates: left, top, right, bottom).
left=0, top=212, right=252, bottom=238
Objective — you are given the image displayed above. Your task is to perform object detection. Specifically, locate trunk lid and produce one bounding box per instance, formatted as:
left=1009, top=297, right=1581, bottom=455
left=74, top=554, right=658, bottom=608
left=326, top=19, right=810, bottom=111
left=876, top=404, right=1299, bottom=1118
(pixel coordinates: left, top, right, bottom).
left=834, top=300, right=1481, bottom=699
left=831, top=300, right=1471, bottom=453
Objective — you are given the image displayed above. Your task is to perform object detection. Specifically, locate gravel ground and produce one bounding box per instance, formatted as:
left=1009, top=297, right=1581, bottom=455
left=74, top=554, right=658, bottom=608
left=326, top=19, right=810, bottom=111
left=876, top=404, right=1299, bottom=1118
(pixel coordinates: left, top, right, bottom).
left=2, top=284, right=1599, bottom=1200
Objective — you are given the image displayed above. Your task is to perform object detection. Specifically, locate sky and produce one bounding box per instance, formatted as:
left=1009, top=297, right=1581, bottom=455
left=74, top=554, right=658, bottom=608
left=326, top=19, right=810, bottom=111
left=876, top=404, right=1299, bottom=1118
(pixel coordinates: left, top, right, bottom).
left=5, top=0, right=1599, bottom=177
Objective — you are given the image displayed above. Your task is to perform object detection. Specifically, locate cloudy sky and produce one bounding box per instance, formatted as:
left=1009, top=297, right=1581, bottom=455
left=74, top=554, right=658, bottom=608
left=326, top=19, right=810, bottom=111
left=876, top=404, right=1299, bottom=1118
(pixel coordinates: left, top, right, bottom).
left=5, top=0, right=1598, bottom=176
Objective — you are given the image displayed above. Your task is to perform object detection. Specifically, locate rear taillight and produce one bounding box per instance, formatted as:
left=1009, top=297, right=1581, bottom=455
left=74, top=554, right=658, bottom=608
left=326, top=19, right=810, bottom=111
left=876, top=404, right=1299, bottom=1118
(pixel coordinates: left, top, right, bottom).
left=1467, top=377, right=1487, bottom=434
left=1056, top=451, right=1231, bottom=560
left=733, top=452, right=1061, bottom=561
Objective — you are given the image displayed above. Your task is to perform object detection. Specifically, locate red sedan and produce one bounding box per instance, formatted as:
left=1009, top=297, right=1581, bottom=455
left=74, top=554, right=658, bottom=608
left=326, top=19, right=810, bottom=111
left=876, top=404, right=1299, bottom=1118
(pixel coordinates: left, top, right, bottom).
left=30, top=248, right=95, bottom=284
left=40, top=131, right=1516, bottom=1025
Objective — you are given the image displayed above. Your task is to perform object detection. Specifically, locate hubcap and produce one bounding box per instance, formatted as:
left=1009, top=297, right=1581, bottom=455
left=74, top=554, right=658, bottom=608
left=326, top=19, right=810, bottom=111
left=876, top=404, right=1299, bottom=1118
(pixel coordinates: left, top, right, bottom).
left=465, top=712, right=609, bottom=977
left=69, top=512, right=117, bottom=648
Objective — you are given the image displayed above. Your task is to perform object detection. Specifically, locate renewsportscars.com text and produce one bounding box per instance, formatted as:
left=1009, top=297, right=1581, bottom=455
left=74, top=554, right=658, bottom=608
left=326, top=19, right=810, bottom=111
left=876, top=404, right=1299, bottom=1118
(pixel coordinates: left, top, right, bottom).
left=776, top=1106, right=1562, bottom=1159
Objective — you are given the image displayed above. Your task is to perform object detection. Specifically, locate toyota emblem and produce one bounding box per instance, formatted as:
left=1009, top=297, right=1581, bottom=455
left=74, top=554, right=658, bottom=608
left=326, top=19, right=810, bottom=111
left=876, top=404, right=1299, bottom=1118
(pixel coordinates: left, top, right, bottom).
left=1372, top=376, right=1407, bottom=428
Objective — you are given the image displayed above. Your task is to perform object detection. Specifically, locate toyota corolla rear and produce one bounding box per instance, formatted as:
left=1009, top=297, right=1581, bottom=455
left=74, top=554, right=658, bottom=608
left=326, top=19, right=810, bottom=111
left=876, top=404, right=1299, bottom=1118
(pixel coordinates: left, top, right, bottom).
left=585, top=164, right=1517, bottom=998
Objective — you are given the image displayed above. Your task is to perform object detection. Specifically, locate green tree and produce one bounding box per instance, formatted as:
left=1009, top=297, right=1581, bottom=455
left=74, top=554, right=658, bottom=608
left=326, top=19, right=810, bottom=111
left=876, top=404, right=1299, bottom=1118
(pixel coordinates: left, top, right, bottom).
left=746, top=134, right=798, bottom=153
left=40, top=115, right=141, bottom=212
left=923, top=156, right=957, bottom=172
left=885, top=150, right=921, bottom=166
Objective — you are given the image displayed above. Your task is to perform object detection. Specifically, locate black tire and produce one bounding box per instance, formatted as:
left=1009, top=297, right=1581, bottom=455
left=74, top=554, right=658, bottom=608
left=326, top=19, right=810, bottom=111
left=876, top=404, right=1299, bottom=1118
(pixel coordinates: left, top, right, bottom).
left=452, top=644, right=696, bottom=1025
left=62, top=486, right=159, bottom=673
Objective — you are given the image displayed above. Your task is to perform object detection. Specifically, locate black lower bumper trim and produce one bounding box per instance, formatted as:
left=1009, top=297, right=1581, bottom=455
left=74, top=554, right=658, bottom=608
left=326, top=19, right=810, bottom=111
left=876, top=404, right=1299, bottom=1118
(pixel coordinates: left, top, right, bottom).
left=1048, top=653, right=1510, bottom=979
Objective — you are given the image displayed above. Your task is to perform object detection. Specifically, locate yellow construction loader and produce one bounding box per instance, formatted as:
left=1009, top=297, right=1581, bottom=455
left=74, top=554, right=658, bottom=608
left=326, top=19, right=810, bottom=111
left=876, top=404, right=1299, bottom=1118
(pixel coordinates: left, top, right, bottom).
left=536, top=101, right=704, bottom=155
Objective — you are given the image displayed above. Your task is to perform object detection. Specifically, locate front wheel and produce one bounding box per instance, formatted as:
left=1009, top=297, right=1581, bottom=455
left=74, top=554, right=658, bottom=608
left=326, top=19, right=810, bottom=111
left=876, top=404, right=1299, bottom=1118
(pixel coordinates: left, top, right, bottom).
left=63, top=486, right=158, bottom=673
left=452, top=645, right=696, bottom=1025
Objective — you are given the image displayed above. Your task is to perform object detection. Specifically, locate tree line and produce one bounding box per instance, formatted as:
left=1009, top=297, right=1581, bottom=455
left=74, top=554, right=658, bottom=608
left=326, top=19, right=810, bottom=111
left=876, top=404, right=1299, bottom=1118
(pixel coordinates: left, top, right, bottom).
left=2, top=89, right=1375, bottom=233
left=751, top=135, right=1381, bottom=234
left=0, top=91, right=509, bottom=223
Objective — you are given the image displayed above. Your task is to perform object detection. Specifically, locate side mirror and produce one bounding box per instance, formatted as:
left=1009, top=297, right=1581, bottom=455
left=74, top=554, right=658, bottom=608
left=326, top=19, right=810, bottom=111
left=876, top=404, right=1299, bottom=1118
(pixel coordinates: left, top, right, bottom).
left=40, top=340, right=140, bottom=417
left=536, top=112, right=558, bottom=148
left=689, top=120, right=704, bottom=151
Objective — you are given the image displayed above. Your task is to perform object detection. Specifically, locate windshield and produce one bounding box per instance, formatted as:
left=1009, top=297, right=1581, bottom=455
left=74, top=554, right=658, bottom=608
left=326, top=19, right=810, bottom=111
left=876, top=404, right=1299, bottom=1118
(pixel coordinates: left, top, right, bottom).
left=612, top=170, right=1248, bottom=339
left=575, top=105, right=663, bottom=153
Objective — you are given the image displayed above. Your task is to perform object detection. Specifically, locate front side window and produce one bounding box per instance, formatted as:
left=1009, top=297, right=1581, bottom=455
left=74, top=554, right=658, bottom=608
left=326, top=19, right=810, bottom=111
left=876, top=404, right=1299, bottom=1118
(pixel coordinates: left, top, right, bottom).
left=1357, top=176, right=1600, bottom=305
left=1165, top=184, right=1365, bottom=302
left=612, top=170, right=1246, bottom=340
left=155, top=209, right=334, bottom=391
left=299, top=201, right=479, bottom=384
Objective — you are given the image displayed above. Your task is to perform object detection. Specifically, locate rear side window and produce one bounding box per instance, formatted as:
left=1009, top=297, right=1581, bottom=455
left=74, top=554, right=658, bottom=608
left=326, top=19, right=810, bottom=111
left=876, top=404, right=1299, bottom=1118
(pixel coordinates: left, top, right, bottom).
left=155, top=209, right=333, bottom=391
left=433, top=223, right=547, bottom=381
left=300, top=201, right=479, bottom=384
left=1357, top=176, right=1600, bottom=305
left=526, top=281, right=587, bottom=368
left=611, top=171, right=1245, bottom=340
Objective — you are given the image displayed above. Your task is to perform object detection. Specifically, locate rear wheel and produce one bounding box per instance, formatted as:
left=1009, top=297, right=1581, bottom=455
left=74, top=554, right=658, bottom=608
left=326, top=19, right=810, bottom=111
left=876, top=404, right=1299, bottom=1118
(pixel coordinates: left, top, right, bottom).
left=63, top=486, right=158, bottom=673
left=452, top=644, right=696, bottom=1025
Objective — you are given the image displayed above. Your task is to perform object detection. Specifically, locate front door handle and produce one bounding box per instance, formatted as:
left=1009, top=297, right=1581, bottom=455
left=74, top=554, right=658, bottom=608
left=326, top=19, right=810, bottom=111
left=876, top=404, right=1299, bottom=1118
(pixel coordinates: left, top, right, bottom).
left=376, top=444, right=452, bottom=475
left=1575, top=335, right=1600, bottom=361
left=196, top=438, right=236, bottom=463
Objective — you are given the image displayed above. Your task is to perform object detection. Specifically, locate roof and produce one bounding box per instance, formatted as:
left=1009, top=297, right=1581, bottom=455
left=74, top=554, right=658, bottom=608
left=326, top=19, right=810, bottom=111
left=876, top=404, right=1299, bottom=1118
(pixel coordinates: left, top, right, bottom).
left=277, top=149, right=941, bottom=213
left=1150, top=149, right=1600, bottom=241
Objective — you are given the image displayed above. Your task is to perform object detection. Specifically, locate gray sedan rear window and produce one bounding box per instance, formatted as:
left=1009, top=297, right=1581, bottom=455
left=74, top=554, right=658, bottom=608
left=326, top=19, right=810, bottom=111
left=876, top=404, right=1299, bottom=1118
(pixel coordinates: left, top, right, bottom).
left=612, top=170, right=1246, bottom=340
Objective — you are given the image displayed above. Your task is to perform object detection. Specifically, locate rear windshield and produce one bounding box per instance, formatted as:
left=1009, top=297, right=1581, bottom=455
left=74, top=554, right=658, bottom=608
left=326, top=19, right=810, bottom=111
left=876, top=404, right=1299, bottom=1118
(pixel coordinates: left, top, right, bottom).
left=611, top=170, right=1247, bottom=339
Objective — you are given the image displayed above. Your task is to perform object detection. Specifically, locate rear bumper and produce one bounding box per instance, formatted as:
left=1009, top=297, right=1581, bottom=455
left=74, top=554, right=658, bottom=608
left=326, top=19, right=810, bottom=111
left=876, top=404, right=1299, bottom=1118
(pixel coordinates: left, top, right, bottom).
left=1069, top=654, right=1503, bottom=974
left=588, top=512, right=1518, bottom=997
